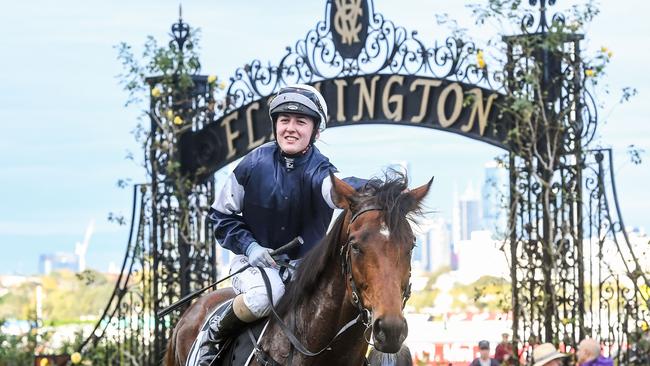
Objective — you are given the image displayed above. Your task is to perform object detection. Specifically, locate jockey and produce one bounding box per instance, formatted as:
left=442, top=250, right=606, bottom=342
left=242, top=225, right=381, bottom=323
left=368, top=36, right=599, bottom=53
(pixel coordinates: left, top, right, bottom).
left=195, top=84, right=364, bottom=364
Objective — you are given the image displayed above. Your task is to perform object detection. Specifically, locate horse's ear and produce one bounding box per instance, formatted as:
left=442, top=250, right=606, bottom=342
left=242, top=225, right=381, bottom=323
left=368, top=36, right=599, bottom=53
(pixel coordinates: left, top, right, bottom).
left=330, top=171, right=357, bottom=210
left=407, top=177, right=433, bottom=204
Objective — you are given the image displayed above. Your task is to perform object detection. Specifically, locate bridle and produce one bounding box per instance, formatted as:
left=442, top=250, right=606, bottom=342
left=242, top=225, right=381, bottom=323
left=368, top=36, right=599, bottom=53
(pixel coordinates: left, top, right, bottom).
left=341, top=204, right=413, bottom=328
left=253, top=203, right=413, bottom=365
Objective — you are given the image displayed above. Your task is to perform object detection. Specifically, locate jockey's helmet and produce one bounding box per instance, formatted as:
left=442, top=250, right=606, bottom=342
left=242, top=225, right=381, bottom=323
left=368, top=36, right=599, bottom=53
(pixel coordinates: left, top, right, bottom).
left=268, top=84, right=328, bottom=141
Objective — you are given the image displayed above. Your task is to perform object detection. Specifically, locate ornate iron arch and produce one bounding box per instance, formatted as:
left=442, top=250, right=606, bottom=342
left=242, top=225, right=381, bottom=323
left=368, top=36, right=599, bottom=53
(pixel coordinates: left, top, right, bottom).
left=179, top=0, right=513, bottom=179
left=79, top=1, right=650, bottom=365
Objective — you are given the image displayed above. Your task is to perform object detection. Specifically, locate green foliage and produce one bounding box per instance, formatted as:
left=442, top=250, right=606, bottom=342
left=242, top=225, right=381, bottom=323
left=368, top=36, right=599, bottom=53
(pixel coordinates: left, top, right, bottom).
left=0, top=320, right=38, bottom=366
left=450, top=275, right=511, bottom=312
left=114, top=26, right=227, bottom=259
left=115, top=30, right=202, bottom=108
left=408, top=267, right=450, bottom=311
left=0, top=270, right=114, bottom=324
left=627, top=144, right=645, bottom=165
left=409, top=269, right=511, bottom=314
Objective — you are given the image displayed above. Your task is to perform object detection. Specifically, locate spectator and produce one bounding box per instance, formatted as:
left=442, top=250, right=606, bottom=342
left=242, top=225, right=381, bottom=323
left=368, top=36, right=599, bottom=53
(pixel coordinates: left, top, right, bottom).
left=518, top=335, right=539, bottom=364
left=470, top=340, right=500, bottom=366
left=495, top=332, right=513, bottom=364
left=532, top=343, right=569, bottom=366
left=577, top=338, right=613, bottom=366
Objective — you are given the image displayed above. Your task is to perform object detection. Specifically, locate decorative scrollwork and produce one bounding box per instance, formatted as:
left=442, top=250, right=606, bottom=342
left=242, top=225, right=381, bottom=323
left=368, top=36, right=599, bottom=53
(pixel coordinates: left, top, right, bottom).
left=521, top=0, right=565, bottom=34
left=223, top=0, right=499, bottom=112
left=82, top=2, right=650, bottom=366
left=580, top=149, right=650, bottom=362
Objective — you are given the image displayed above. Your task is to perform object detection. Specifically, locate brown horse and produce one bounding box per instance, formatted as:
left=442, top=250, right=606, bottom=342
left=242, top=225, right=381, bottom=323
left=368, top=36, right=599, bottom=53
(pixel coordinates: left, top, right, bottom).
left=165, top=171, right=432, bottom=366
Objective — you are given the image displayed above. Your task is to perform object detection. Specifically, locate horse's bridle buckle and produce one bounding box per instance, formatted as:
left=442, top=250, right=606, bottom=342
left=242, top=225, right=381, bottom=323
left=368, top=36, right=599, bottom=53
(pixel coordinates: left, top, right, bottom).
left=351, top=291, right=360, bottom=305
left=362, top=308, right=372, bottom=328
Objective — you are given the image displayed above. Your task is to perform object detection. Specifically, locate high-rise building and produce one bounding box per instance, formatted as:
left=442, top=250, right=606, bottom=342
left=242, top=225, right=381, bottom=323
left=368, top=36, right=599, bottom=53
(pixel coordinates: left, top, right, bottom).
left=458, top=183, right=481, bottom=241
left=482, top=160, right=509, bottom=238
left=412, top=218, right=452, bottom=272
left=39, top=253, right=78, bottom=275
left=426, top=218, right=452, bottom=271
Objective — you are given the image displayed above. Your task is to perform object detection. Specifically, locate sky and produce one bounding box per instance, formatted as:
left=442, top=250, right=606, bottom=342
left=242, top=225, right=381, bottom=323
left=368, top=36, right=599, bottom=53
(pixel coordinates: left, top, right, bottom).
left=0, top=0, right=648, bottom=275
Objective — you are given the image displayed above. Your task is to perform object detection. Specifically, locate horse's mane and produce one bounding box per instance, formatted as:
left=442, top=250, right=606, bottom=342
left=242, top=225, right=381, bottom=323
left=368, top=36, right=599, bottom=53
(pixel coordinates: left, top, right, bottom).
left=275, top=170, right=424, bottom=316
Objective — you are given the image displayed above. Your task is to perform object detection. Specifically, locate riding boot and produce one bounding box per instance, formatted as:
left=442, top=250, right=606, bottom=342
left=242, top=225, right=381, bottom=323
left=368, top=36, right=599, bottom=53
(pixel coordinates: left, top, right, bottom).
left=197, top=300, right=247, bottom=366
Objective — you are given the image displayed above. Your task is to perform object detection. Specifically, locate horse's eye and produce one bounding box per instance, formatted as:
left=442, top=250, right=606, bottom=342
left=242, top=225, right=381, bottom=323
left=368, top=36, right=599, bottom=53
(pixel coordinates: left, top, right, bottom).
left=351, top=242, right=361, bottom=254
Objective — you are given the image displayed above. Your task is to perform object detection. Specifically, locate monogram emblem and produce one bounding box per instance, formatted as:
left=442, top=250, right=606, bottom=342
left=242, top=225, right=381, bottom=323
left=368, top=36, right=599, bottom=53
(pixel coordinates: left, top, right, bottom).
left=333, top=0, right=363, bottom=45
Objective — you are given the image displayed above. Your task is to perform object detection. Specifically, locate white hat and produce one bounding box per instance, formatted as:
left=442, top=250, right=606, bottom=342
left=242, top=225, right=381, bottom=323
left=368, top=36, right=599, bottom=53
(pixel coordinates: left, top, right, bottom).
left=532, top=343, right=569, bottom=366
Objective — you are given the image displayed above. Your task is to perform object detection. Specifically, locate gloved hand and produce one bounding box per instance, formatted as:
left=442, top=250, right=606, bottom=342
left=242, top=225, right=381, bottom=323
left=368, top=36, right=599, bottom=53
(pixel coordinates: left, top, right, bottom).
left=246, top=242, right=277, bottom=268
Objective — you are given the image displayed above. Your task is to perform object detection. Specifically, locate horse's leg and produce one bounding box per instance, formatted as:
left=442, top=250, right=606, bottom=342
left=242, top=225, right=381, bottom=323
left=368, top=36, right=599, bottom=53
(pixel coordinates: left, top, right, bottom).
left=174, top=288, right=237, bottom=365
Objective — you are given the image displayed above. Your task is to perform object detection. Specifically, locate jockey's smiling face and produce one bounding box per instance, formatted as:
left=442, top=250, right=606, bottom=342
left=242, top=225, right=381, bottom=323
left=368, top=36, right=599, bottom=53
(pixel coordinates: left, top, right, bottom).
left=275, top=112, right=318, bottom=155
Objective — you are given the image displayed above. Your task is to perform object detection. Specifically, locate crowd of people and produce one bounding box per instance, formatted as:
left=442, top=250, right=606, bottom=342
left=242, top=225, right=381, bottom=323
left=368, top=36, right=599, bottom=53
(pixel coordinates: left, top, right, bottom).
left=469, top=334, right=613, bottom=366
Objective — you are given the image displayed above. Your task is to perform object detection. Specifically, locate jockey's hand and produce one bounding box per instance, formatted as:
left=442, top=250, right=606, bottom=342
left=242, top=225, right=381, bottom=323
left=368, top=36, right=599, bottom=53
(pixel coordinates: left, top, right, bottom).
left=246, top=242, right=277, bottom=268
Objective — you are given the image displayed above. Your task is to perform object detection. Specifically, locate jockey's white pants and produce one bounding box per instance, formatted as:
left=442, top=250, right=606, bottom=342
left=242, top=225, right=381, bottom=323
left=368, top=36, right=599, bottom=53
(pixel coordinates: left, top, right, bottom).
left=229, top=255, right=299, bottom=318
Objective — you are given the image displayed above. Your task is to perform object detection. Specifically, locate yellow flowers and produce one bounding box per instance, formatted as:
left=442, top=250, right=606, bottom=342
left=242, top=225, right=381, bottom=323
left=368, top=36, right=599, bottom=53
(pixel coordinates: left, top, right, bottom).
left=39, top=358, right=50, bottom=366
left=476, top=50, right=486, bottom=69
left=165, top=110, right=183, bottom=126
left=219, top=81, right=227, bottom=90
left=71, top=352, right=83, bottom=364
left=207, top=75, right=217, bottom=84
left=151, top=87, right=161, bottom=98
left=600, top=46, right=613, bottom=58
left=585, top=68, right=595, bottom=77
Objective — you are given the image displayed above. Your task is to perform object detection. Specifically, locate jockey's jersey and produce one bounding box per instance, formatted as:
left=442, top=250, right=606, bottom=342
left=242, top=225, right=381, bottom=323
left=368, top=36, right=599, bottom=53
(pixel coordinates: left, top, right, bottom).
left=208, top=142, right=364, bottom=259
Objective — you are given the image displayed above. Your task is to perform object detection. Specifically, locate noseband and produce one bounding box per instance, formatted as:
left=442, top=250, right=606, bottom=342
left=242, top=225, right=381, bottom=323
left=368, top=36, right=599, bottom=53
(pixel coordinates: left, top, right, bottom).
left=341, top=204, right=413, bottom=328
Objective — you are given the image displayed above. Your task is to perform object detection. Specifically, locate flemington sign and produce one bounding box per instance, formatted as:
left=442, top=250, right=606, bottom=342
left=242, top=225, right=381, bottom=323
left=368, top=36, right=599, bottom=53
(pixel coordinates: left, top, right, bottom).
left=181, top=75, right=505, bottom=175
left=178, top=0, right=510, bottom=177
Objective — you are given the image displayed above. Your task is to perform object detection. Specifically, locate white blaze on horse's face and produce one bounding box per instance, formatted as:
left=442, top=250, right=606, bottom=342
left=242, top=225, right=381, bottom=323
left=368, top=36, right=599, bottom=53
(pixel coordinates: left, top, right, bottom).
left=379, top=223, right=390, bottom=239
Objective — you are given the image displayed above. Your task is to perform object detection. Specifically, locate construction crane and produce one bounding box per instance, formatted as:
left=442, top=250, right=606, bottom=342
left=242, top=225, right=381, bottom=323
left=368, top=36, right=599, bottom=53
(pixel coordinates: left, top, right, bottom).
left=75, top=219, right=94, bottom=272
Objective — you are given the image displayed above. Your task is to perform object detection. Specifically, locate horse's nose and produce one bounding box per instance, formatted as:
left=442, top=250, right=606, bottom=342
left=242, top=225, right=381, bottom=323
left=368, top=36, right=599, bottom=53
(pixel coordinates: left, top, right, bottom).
left=372, top=315, right=408, bottom=353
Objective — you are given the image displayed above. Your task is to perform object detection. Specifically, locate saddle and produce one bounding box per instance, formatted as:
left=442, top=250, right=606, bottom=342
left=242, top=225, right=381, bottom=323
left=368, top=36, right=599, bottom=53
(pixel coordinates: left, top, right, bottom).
left=219, top=320, right=268, bottom=366
left=187, top=300, right=270, bottom=366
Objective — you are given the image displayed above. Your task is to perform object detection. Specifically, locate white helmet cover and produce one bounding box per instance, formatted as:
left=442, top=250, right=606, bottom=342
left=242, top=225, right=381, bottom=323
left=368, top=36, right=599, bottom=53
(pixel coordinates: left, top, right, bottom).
left=269, top=84, right=328, bottom=133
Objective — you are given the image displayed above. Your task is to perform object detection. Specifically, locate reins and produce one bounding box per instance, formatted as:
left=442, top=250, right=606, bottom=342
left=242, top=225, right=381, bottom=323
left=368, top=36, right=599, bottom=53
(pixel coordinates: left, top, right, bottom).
left=252, top=204, right=412, bottom=364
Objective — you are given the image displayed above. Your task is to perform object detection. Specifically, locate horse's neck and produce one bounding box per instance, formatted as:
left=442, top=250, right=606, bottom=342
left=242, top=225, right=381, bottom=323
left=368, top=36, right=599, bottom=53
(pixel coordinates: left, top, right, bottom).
left=289, top=258, right=367, bottom=365
left=296, top=254, right=354, bottom=336
left=260, top=223, right=367, bottom=365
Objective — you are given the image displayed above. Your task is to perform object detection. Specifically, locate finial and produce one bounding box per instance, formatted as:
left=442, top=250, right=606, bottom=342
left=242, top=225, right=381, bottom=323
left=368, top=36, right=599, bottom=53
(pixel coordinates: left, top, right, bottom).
left=524, top=0, right=559, bottom=33
left=170, top=4, right=190, bottom=51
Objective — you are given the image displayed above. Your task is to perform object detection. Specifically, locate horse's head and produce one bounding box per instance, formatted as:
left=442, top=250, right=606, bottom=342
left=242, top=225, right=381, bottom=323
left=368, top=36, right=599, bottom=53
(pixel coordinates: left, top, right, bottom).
left=330, top=171, right=432, bottom=353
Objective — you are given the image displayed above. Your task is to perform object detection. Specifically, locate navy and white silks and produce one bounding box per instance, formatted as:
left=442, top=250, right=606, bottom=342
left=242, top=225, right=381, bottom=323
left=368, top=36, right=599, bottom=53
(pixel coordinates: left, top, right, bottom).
left=186, top=143, right=364, bottom=365
left=208, top=141, right=364, bottom=259
left=206, top=142, right=364, bottom=318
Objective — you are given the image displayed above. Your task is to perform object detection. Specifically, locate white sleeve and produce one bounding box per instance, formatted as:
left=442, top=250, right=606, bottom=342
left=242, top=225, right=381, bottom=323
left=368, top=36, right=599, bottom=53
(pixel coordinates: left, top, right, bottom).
left=320, top=173, right=340, bottom=210
left=211, top=172, right=245, bottom=214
